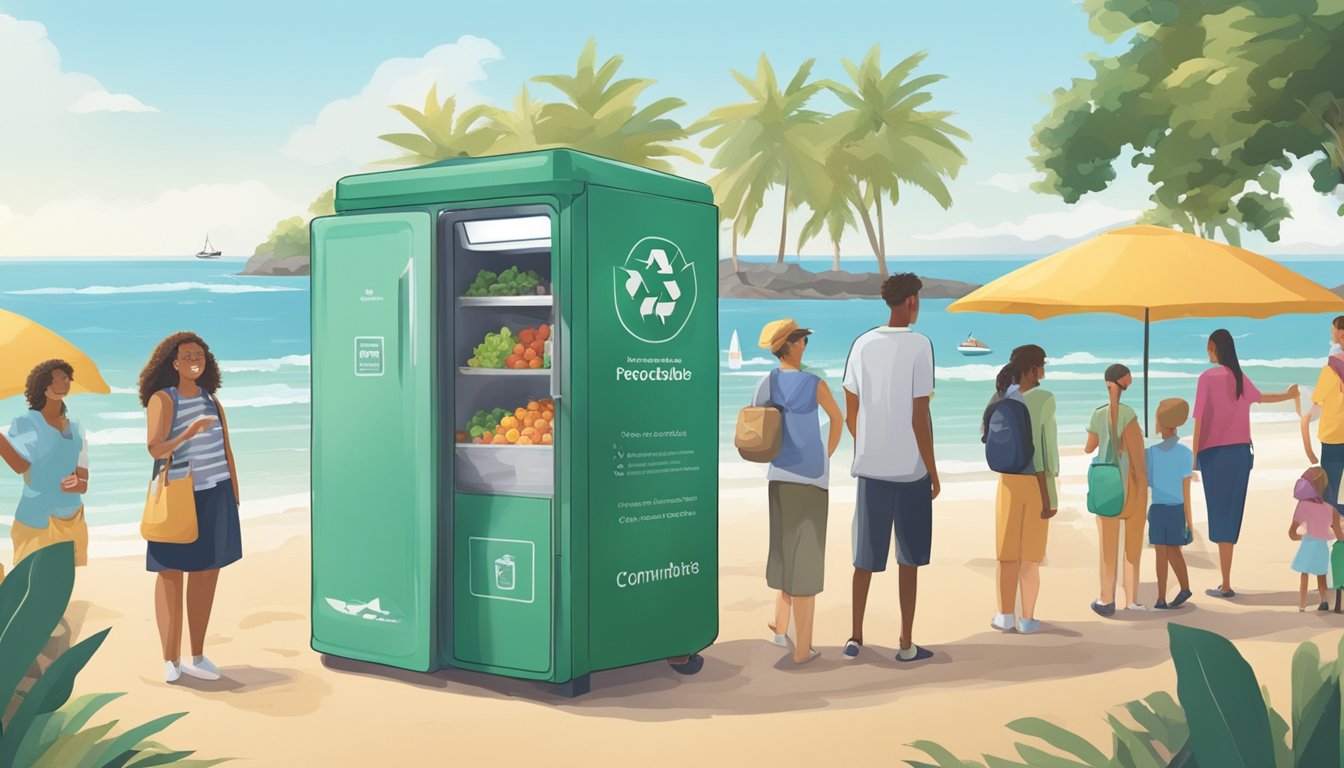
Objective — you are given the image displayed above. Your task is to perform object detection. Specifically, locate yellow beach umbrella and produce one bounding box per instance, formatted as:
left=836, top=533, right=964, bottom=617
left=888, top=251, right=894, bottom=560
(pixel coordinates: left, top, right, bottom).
left=0, top=307, right=111, bottom=401
left=948, top=224, right=1344, bottom=433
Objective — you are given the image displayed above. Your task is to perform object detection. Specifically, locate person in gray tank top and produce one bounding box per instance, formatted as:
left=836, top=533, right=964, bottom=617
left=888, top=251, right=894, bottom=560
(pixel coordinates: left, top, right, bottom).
left=139, top=332, right=242, bottom=684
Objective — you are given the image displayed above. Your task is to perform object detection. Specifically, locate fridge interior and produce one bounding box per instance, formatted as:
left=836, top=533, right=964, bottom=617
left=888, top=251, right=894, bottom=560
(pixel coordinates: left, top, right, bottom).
left=445, top=208, right=557, bottom=498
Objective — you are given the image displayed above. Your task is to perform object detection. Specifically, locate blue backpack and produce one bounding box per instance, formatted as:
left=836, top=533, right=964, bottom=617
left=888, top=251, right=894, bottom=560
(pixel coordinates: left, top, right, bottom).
left=982, top=387, right=1035, bottom=475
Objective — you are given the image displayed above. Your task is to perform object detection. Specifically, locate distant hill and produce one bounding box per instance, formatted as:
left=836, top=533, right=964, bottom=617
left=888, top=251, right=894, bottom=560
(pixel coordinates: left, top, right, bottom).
left=719, top=261, right=980, bottom=300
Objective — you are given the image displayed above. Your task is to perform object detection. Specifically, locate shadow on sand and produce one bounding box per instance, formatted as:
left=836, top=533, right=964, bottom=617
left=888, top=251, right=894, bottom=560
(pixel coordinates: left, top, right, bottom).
left=318, top=599, right=1344, bottom=722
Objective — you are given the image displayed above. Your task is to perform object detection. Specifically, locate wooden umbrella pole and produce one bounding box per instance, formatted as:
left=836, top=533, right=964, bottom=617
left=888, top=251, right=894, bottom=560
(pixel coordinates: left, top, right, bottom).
left=1144, top=308, right=1150, bottom=437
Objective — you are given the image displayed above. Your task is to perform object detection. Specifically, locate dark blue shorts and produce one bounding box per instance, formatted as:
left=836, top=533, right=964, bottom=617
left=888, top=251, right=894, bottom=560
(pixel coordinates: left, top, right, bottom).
left=1148, top=503, right=1187, bottom=546
left=147, top=481, right=243, bottom=573
left=852, top=475, right=932, bottom=570
left=1198, top=444, right=1252, bottom=545
left=1321, top=442, right=1344, bottom=514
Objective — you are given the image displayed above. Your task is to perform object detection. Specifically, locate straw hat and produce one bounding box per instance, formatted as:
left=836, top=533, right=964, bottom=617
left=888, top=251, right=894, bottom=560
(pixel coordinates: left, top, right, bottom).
left=1155, top=398, right=1190, bottom=431
left=758, top=319, right=812, bottom=353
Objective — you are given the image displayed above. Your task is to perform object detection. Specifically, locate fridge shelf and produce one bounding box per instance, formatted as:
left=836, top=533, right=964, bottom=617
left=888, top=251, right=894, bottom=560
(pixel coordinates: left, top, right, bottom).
left=455, top=443, right=554, bottom=496
left=458, top=296, right=553, bottom=308
left=458, top=367, right=550, bottom=377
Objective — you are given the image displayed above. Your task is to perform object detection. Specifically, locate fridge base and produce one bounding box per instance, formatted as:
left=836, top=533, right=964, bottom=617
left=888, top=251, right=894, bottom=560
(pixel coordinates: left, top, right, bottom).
left=552, top=673, right=590, bottom=698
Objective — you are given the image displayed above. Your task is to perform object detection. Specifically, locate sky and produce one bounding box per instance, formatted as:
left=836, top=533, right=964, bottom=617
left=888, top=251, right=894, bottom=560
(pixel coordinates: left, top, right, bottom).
left=0, top=0, right=1339, bottom=259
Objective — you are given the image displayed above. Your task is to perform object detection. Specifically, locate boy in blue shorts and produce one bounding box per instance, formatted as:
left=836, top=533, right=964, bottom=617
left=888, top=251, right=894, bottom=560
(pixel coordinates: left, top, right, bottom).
left=1147, top=398, right=1194, bottom=609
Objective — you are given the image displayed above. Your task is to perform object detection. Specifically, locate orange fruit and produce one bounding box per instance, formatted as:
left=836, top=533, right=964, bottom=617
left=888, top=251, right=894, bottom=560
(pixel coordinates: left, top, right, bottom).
left=491, top=434, right=507, bottom=445
left=517, top=436, right=533, bottom=446
left=520, top=329, right=536, bottom=344
left=538, top=324, right=550, bottom=340
left=523, top=348, right=537, bottom=361
left=527, top=401, right=540, bottom=411
left=505, top=428, right=520, bottom=443
left=500, top=416, right=517, bottom=429
left=541, top=433, right=553, bottom=445
left=522, top=427, right=539, bottom=440
left=528, top=358, right=542, bottom=369
left=514, top=408, right=527, bottom=419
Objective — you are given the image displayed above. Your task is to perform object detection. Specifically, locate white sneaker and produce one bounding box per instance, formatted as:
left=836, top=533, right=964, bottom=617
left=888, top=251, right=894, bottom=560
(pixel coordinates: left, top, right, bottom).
left=181, top=655, right=221, bottom=681
left=1125, top=603, right=1150, bottom=612
left=991, top=613, right=1017, bottom=631
left=164, top=661, right=181, bottom=683
left=771, top=632, right=789, bottom=647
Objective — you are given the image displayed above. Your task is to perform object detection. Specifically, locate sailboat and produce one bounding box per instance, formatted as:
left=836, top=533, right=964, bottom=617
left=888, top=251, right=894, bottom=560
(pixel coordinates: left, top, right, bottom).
left=728, top=330, right=743, bottom=369
left=195, top=234, right=221, bottom=260
left=957, top=333, right=993, bottom=357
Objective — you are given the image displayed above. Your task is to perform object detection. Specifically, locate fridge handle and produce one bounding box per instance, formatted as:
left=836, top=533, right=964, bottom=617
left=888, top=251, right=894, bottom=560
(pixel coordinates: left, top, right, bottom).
left=549, top=318, right=562, bottom=401
left=400, top=257, right=416, bottom=367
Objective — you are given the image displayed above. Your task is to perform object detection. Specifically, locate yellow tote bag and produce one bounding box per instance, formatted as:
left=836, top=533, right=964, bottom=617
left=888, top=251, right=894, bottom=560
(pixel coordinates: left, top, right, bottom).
left=141, top=453, right=197, bottom=544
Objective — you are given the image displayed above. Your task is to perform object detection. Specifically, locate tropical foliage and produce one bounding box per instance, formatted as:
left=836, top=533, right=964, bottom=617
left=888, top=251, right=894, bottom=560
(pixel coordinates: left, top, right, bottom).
left=818, top=48, right=968, bottom=277
left=1030, top=0, right=1344, bottom=245
left=906, top=623, right=1342, bottom=768
left=251, top=189, right=334, bottom=261
left=363, top=41, right=965, bottom=275
left=0, top=542, right=225, bottom=768
left=691, top=56, right=828, bottom=266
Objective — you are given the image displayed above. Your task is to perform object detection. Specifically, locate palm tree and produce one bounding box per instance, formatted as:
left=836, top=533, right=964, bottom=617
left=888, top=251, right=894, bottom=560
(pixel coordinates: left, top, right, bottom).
left=478, top=84, right=547, bottom=155
left=797, top=123, right=861, bottom=271
left=532, top=38, right=700, bottom=173
left=825, top=47, right=969, bottom=277
left=692, top=55, right=829, bottom=264
left=376, top=84, right=499, bottom=165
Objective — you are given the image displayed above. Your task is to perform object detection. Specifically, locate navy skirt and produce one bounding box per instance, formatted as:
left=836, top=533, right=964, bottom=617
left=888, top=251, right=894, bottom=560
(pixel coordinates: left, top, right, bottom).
left=1198, top=444, right=1252, bottom=545
left=147, top=482, right=243, bottom=572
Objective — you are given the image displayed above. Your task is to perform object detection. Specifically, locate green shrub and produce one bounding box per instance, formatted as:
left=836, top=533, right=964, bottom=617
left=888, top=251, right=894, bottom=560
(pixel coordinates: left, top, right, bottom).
left=906, top=623, right=1341, bottom=768
left=0, top=542, right=227, bottom=768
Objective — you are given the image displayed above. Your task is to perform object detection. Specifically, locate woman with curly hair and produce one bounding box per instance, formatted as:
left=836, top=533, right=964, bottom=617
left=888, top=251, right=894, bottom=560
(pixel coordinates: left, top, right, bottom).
left=0, top=360, right=90, bottom=580
left=138, top=332, right=241, bottom=683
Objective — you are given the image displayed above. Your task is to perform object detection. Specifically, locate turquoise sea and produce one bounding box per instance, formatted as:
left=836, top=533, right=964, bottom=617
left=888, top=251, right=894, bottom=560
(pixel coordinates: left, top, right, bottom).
left=2, top=256, right=1342, bottom=529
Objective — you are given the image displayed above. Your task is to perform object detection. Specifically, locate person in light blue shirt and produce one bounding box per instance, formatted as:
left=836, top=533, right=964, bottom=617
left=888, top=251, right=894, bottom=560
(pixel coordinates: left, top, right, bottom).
left=1146, top=398, right=1194, bottom=610
left=0, top=360, right=91, bottom=582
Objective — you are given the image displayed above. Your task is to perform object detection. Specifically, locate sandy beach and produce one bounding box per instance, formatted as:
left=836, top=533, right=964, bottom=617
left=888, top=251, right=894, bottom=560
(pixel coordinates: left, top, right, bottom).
left=11, top=418, right=1343, bottom=766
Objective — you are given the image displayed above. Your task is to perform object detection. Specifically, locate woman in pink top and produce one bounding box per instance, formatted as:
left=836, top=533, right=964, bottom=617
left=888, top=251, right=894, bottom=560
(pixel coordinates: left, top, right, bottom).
left=1193, top=329, right=1298, bottom=599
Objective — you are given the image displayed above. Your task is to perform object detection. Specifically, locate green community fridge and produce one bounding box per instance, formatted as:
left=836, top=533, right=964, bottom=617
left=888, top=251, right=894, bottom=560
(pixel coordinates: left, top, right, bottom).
left=309, top=149, right=719, bottom=694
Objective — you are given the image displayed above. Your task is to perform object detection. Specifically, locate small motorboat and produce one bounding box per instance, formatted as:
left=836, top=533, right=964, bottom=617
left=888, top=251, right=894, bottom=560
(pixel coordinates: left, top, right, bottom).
left=727, top=330, right=743, bottom=369
left=195, top=234, right=221, bottom=259
left=957, top=333, right=992, bottom=357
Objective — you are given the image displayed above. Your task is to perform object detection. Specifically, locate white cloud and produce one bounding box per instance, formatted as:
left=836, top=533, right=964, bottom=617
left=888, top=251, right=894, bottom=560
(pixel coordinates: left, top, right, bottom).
left=980, top=172, right=1042, bottom=194
left=1270, top=165, right=1344, bottom=250
left=283, top=36, right=503, bottom=166
left=0, top=14, right=158, bottom=116
left=0, top=181, right=303, bottom=257
left=916, top=200, right=1142, bottom=242
left=69, top=90, right=157, bottom=113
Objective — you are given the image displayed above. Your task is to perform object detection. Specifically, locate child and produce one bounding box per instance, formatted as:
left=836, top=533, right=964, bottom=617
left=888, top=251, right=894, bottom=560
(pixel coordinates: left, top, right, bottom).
left=1146, top=398, right=1194, bottom=609
left=1289, top=466, right=1344, bottom=611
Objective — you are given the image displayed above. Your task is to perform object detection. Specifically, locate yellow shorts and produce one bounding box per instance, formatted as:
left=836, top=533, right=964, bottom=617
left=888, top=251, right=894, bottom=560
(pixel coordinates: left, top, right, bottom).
left=996, top=475, right=1050, bottom=563
left=11, top=507, right=88, bottom=569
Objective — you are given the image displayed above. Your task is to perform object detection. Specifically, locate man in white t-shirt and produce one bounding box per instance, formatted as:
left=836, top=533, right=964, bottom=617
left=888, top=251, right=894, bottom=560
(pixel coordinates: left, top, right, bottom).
left=840, top=273, right=939, bottom=663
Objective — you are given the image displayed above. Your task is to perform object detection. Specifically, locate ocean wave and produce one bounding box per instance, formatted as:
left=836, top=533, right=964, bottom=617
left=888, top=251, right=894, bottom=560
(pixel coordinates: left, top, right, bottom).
left=218, top=384, right=309, bottom=408
left=220, top=354, right=311, bottom=373
left=7, top=281, right=301, bottom=296
left=85, top=427, right=146, bottom=446
left=99, top=411, right=145, bottom=421
left=110, top=386, right=138, bottom=395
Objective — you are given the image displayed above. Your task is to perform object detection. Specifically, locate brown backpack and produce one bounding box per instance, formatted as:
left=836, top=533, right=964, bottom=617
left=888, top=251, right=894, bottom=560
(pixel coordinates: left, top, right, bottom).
left=735, top=370, right=783, bottom=462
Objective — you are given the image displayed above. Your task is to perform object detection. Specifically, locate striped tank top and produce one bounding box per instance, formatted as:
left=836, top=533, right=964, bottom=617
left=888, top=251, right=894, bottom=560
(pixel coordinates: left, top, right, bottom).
left=165, top=387, right=231, bottom=491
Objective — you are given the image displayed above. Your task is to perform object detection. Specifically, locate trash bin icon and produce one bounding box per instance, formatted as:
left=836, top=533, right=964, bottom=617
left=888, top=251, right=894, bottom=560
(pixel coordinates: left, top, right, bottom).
left=494, top=554, right=516, bottom=591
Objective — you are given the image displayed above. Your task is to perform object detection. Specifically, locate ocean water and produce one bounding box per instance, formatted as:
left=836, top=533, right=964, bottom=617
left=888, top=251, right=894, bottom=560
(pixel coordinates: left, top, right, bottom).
left=0, top=259, right=310, bottom=532
left=1, top=256, right=1342, bottom=529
